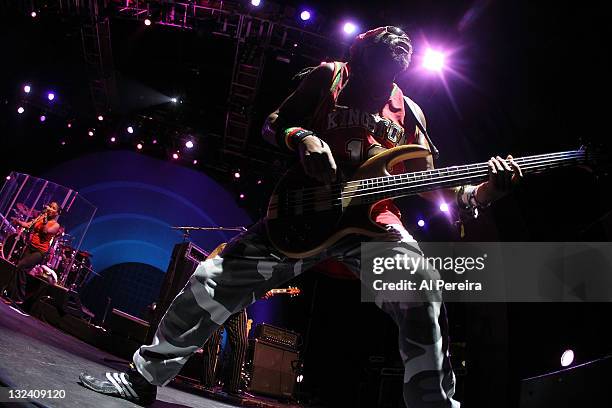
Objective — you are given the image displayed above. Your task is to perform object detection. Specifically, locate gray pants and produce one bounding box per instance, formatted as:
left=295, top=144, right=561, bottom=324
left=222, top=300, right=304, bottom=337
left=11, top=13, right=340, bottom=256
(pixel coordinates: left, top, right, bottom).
left=133, top=220, right=460, bottom=408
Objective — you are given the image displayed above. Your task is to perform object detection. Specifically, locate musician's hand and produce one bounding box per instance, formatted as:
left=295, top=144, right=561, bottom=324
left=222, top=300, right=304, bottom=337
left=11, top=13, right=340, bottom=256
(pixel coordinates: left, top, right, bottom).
left=298, top=135, right=338, bottom=185
left=477, top=155, right=523, bottom=204
left=263, top=291, right=273, bottom=299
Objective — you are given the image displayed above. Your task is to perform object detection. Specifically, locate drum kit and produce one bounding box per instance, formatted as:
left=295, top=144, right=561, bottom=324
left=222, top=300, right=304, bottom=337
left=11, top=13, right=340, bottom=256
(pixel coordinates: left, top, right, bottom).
left=0, top=203, right=95, bottom=291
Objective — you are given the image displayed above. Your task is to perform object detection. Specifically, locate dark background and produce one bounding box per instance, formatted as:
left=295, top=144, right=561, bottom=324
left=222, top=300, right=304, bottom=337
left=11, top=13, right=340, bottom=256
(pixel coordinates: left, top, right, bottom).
left=1, top=1, right=611, bottom=407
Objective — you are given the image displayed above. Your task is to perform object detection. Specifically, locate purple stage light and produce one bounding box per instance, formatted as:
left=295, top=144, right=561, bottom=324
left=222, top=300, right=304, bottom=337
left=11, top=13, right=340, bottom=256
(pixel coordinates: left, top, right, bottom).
left=110, top=137, right=116, bottom=143
left=88, top=130, right=94, bottom=136
left=40, top=115, right=46, bottom=122
left=251, top=0, right=261, bottom=6
left=17, top=107, right=25, bottom=114
left=423, top=48, right=446, bottom=72
left=300, top=10, right=311, bottom=21
left=5, top=176, right=10, bottom=180
left=67, top=123, right=72, bottom=128
left=47, top=92, right=55, bottom=101
left=152, top=139, right=158, bottom=144
left=97, top=115, right=104, bottom=121
left=234, top=171, right=241, bottom=179
left=239, top=193, right=246, bottom=199
left=257, top=179, right=262, bottom=185
left=343, top=22, right=357, bottom=34
left=185, top=140, right=194, bottom=149
left=60, top=140, right=66, bottom=146
left=439, top=202, right=449, bottom=212
left=127, top=126, right=134, bottom=134
left=144, top=18, right=152, bottom=26
left=193, top=159, right=198, bottom=165
left=561, top=350, right=574, bottom=367
left=417, top=219, right=426, bottom=227
left=172, top=152, right=179, bottom=160
left=31, top=11, right=37, bottom=18
left=23, top=85, right=31, bottom=93
left=136, top=143, right=143, bottom=150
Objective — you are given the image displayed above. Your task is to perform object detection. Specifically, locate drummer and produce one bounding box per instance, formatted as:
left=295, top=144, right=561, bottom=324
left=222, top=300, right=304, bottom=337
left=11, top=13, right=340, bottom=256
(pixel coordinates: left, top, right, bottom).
left=1, top=202, right=62, bottom=306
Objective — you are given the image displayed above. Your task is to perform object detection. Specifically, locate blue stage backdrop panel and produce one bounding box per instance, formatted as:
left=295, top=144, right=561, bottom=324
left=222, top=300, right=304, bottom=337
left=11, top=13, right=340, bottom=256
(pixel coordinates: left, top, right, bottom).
left=42, top=151, right=252, bottom=318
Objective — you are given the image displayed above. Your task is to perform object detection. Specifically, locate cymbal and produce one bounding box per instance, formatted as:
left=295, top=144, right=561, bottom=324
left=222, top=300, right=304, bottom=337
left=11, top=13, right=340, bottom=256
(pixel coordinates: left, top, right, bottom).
left=14, top=203, right=40, bottom=217
left=15, top=203, right=30, bottom=215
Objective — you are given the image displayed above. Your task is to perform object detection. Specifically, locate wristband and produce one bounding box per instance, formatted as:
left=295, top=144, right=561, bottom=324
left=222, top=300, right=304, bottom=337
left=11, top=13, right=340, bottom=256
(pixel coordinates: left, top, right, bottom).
left=284, top=127, right=315, bottom=151
left=456, top=185, right=489, bottom=219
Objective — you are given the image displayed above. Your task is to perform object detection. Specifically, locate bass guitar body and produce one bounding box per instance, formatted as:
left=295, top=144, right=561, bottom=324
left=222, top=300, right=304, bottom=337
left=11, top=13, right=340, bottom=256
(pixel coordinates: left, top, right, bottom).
left=266, top=144, right=431, bottom=258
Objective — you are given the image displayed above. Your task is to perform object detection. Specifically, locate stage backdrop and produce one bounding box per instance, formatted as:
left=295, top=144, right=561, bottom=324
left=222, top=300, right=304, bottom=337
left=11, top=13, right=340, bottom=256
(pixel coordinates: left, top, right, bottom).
left=42, top=150, right=252, bottom=319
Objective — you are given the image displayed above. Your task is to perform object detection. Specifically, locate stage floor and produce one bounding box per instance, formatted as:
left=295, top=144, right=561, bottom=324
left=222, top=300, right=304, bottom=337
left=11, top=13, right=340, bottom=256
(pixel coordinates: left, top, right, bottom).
left=0, top=301, right=284, bottom=408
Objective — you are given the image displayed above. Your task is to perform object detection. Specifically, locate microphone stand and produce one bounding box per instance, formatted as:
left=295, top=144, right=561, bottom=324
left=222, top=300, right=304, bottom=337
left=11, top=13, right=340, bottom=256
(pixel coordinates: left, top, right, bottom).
left=170, top=226, right=247, bottom=241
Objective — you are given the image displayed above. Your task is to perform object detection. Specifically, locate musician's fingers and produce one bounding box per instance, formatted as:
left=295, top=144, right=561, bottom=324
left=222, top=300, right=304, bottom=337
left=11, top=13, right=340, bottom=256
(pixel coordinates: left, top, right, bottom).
left=326, top=151, right=338, bottom=182
left=491, top=156, right=505, bottom=189
left=508, top=155, right=523, bottom=184
left=497, top=156, right=512, bottom=190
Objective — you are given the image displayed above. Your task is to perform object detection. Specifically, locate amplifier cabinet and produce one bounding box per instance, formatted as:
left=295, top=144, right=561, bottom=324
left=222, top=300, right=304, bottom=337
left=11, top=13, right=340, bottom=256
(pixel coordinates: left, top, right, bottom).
left=248, top=339, right=298, bottom=399
left=147, top=241, right=207, bottom=343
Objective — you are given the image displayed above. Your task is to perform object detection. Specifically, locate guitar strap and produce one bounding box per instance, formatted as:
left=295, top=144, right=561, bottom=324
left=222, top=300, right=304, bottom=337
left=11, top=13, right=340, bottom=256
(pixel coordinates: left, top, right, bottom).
left=403, top=95, right=440, bottom=159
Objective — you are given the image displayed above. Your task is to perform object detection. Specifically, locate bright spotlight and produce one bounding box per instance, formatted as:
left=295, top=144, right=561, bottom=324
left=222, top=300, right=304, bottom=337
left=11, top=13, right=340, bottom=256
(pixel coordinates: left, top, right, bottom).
left=172, top=152, right=179, bottom=160
left=127, top=126, right=134, bottom=134
left=343, top=22, right=357, bottom=34
left=23, top=85, right=31, bottom=93
left=170, top=97, right=178, bottom=103
left=31, top=11, right=37, bottom=18
left=39, top=115, right=46, bottom=122
left=423, top=48, right=446, bottom=72
left=251, top=0, right=261, bottom=6
left=17, top=107, right=25, bottom=114
left=239, top=193, right=246, bottom=199
left=234, top=171, right=241, bottom=179
left=297, top=374, right=304, bottom=383
left=88, top=130, right=94, bottom=136
left=67, top=123, right=72, bottom=128
left=47, top=92, right=55, bottom=101
left=439, top=202, right=449, bottom=212
left=185, top=140, right=194, bottom=149
left=97, top=115, right=104, bottom=121
left=300, top=10, right=311, bottom=21
left=136, top=143, right=143, bottom=150
left=417, top=219, right=426, bottom=227
left=193, top=159, right=198, bottom=165
left=110, top=137, right=116, bottom=143
left=144, top=18, right=152, bottom=26
left=561, top=349, right=574, bottom=367
left=152, top=139, right=158, bottom=144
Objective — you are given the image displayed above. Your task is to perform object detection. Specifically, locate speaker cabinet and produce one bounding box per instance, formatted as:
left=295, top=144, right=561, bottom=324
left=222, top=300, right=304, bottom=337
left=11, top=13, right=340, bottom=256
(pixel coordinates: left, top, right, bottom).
left=108, top=308, right=150, bottom=343
left=248, top=339, right=298, bottom=399
left=147, top=242, right=207, bottom=343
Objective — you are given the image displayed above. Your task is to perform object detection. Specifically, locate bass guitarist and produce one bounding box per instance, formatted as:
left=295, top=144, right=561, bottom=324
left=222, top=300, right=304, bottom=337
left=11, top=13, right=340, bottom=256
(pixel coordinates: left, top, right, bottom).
left=80, top=26, right=521, bottom=408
